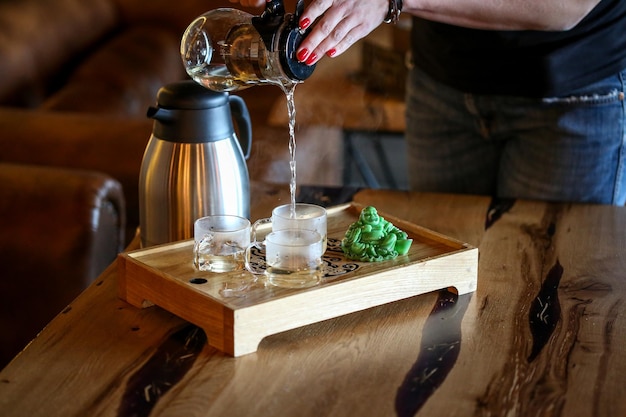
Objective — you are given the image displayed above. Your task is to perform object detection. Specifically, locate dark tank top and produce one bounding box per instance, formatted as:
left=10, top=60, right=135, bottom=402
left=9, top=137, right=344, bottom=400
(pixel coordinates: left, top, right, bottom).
left=410, top=0, right=626, bottom=97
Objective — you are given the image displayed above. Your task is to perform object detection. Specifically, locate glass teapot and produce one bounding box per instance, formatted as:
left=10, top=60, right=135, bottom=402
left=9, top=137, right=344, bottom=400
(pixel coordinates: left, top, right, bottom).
left=180, top=0, right=315, bottom=92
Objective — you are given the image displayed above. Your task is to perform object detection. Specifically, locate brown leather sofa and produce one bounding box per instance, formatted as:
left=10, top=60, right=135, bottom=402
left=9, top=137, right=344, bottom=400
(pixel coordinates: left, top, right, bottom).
left=0, top=0, right=269, bottom=368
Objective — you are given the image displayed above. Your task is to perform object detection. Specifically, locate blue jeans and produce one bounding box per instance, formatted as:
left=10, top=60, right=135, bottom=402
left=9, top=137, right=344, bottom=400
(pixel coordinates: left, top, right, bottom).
left=405, top=66, right=626, bottom=205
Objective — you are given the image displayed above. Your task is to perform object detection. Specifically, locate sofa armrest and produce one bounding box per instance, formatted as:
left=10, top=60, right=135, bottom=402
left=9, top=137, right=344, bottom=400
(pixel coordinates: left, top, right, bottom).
left=0, top=108, right=150, bottom=240
left=41, top=26, right=185, bottom=117
left=0, top=163, right=125, bottom=368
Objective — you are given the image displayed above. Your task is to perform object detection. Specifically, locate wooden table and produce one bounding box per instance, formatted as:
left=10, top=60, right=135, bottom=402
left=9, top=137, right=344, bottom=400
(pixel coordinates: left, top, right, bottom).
left=1, top=189, right=625, bottom=417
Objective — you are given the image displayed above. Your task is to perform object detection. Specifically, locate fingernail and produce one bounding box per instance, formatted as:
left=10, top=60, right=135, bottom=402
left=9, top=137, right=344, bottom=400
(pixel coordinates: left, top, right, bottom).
left=305, top=53, right=317, bottom=66
left=300, top=18, right=311, bottom=30
left=297, top=48, right=309, bottom=62
left=326, top=48, right=337, bottom=58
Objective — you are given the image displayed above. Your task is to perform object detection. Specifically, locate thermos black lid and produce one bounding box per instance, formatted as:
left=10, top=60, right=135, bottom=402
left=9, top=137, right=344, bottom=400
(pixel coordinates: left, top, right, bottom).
left=147, top=81, right=246, bottom=144
left=155, top=80, right=229, bottom=110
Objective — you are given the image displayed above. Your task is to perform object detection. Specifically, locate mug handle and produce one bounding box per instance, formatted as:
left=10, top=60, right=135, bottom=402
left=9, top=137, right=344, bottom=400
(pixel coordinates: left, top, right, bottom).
left=244, top=240, right=266, bottom=275
left=251, top=217, right=272, bottom=248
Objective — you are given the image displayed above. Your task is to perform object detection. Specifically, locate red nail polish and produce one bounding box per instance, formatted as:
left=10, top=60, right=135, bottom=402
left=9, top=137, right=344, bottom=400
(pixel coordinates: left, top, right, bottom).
left=297, top=48, right=309, bottom=62
left=326, top=48, right=337, bottom=58
left=300, top=17, right=311, bottom=30
left=305, top=53, right=317, bottom=66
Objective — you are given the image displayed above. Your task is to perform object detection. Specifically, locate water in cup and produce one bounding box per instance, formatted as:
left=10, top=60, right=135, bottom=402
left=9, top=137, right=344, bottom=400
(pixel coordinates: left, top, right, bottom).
left=253, top=203, right=327, bottom=253
left=246, top=229, right=323, bottom=289
left=194, top=237, right=246, bottom=272
left=194, top=215, right=251, bottom=273
left=265, top=230, right=323, bottom=288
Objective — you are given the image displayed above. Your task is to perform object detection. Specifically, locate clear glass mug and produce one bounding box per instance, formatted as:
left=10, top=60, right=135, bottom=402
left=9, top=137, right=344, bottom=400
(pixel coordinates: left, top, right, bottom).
left=252, top=203, right=327, bottom=253
left=193, top=215, right=251, bottom=273
left=245, top=229, right=324, bottom=289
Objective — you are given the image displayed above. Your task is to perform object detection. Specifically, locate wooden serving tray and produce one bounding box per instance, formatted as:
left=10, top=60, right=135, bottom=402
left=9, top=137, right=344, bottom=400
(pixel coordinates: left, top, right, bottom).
left=117, top=203, right=478, bottom=356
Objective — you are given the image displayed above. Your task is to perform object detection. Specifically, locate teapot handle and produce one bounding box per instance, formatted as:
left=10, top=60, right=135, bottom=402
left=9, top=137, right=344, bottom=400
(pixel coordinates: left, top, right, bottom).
left=295, top=0, right=304, bottom=18
left=262, top=0, right=285, bottom=19
left=229, top=95, right=252, bottom=160
left=253, top=0, right=285, bottom=50
left=263, top=0, right=303, bottom=18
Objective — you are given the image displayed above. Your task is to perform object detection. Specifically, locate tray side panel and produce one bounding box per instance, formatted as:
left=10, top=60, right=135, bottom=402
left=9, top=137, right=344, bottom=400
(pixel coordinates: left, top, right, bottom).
left=231, top=247, right=478, bottom=356
left=118, top=253, right=235, bottom=354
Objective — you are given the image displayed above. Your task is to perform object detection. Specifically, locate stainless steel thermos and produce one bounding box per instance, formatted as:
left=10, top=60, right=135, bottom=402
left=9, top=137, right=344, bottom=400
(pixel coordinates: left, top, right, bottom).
left=139, top=80, right=251, bottom=247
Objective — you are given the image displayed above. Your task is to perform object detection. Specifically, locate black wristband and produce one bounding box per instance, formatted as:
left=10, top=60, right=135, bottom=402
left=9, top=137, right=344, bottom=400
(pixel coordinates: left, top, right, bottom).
left=383, top=0, right=403, bottom=24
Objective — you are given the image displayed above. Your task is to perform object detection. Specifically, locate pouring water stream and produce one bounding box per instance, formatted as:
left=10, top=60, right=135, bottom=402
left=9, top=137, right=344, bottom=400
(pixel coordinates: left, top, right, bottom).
left=281, top=83, right=298, bottom=219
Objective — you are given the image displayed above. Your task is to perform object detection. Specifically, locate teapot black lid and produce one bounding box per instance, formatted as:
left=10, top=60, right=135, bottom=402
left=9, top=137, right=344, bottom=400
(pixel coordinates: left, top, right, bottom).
left=280, top=27, right=315, bottom=81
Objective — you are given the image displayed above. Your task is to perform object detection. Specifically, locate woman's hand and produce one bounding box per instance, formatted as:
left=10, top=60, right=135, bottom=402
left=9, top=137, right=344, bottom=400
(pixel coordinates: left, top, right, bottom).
left=228, top=0, right=389, bottom=65
left=295, top=0, right=388, bottom=65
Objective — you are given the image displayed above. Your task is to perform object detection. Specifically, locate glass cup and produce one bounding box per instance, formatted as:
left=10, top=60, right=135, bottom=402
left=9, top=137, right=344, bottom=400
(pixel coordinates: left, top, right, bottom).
left=245, top=229, right=324, bottom=289
left=193, top=215, right=251, bottom=273
left=252, top=203, right=327, bottom=253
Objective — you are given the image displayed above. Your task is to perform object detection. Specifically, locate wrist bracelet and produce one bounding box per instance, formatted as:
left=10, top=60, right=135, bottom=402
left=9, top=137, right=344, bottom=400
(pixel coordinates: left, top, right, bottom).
left=383, top=0, right=402, bottom=24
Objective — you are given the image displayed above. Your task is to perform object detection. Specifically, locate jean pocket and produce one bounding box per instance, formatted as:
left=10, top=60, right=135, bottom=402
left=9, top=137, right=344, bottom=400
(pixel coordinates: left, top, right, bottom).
left=542, top=88, right=624, bottom=106
left=542, top=69, right=626, bottom=106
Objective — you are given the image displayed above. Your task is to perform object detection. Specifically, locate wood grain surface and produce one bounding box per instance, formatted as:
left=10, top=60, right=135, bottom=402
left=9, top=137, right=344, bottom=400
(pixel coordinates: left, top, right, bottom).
left=1, top=189, right=624, bottom=417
